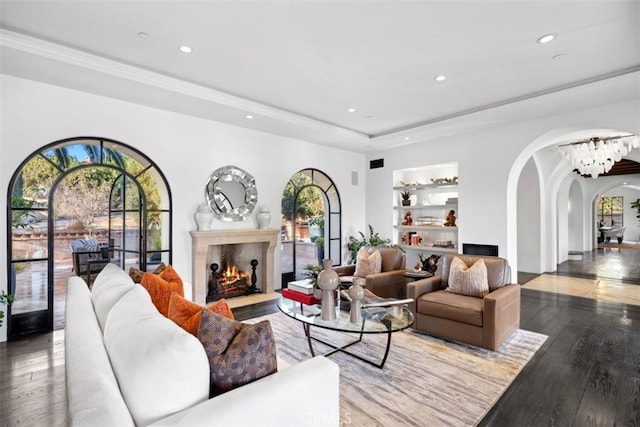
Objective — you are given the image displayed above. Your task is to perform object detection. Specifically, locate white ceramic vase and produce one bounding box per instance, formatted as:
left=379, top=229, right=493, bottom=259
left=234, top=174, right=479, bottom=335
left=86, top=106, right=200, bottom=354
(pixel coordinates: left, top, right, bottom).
left=348, top=277, right=365, bottom=324
left=256, top=205, right=271, bottom=229
left=194, top=203, right=214, bottom=231
left=317, top=259, right=339, bottom=321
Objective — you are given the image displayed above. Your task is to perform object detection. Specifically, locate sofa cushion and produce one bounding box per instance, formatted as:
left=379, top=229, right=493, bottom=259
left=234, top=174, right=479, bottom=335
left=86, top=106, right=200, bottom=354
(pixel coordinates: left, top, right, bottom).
left=103, top=286, right=209, bottom=426
left=65, top=276, right=135, bottom=427
left=168, top=293, right=234, bottom=336
left=446, top=257, right=489, bottom=298
left=198, top=310, right=278, bottom=397
left=354, top=248, right=382, bottom=277
left=91, top=263, right=136, bottom=331
left=139, top=265, right=185, bottom=316
left=417, top=290, right=484, bottom=326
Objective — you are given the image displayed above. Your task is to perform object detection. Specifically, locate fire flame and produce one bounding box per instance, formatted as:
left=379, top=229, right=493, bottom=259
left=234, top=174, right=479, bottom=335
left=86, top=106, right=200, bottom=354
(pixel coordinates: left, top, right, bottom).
left=219, top=264, right=248, bottom=286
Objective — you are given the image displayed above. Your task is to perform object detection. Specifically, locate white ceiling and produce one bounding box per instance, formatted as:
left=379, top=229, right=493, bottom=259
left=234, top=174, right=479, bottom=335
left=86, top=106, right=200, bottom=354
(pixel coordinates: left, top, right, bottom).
left=1, top=1, right=639, bottom=152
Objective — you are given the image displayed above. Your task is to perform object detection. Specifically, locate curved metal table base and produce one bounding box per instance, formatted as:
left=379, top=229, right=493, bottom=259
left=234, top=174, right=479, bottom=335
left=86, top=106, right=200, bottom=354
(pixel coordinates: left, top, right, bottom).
left=302, top=318, right=393, bottom=369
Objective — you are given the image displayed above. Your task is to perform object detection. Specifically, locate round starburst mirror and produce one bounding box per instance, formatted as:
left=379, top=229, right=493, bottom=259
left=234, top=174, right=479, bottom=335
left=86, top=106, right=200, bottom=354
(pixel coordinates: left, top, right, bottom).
left=205, top=165, right=258, bottom=222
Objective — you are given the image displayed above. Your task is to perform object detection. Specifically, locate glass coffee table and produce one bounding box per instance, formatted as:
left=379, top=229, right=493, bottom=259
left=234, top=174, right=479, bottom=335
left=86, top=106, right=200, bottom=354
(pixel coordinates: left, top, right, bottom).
left=277, top=297, right=414, bottom=368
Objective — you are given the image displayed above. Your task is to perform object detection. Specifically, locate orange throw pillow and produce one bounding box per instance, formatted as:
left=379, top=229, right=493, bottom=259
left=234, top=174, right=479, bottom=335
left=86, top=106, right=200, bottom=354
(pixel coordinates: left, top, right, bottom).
left=129, top=263, right=166, bottom=283
left=140, top=265, right=184, bottom=316
left=168, top=293, right=234, bottom=336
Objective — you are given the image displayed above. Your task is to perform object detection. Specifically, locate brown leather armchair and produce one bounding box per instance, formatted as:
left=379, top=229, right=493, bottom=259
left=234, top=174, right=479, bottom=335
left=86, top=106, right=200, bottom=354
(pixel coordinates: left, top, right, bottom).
left=407, top=253, right=520, bottom=351
left=333, top=246, right=408, bottom=298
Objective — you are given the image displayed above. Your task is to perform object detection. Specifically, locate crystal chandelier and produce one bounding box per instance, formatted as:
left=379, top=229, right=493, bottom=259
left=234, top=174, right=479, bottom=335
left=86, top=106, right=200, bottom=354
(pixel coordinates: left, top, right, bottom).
left=558, top=134, right=639, bottom=179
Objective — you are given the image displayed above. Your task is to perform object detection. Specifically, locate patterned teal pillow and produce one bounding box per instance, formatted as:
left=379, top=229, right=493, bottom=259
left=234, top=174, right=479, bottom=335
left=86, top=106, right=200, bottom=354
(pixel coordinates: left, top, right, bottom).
left=197, top=309, right=277, bottom=397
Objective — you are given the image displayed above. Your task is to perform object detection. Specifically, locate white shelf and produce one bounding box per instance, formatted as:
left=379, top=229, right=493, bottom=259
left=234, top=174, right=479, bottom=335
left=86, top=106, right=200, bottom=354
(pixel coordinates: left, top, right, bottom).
left=393, top=204, right=457, bottom=210
left=393, top=183, right=458, bottom=191
left=393, top=164, right=459, bottom=254
left=394, top=225, right=458, bottom=231
left=398, top=244, right=458, bottom=253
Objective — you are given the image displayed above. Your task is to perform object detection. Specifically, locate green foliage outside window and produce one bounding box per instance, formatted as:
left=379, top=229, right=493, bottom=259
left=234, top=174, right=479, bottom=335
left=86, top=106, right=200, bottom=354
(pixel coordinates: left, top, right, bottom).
left=281, top=174, right=323, bottom=223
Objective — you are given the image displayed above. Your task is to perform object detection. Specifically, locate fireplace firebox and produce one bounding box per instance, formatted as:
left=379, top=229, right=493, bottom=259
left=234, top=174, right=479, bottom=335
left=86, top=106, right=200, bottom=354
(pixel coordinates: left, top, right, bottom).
left=190, top=229, right=278, bottom=305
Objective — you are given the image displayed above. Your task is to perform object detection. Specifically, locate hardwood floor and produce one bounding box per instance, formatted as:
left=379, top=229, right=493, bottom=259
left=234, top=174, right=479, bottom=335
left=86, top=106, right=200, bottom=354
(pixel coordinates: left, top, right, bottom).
left=556, top=247, right=640, bottom=284
left=523, top=274, right=640, bottom=307
left=479, top=289, right=640, bottom=426
left=0, top=330, right=66, bottom=427
left=2, top=249, right=640, bottom=426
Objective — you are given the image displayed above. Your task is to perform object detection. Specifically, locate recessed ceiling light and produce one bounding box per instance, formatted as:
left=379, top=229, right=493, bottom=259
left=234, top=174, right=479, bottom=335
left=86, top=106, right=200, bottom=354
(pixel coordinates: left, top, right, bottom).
left=434, top=75, right=446, bottom=82
left=137, top=32, right=150, bottom=39
left=403, top=137, right=411, bottom=141
left=179, top=45, right=192, bottom=53
left=537, top=34, right=555, bottom=44
left=347, top=108, right=356, bottom=113
left=245, top=114, right=254, bottom=119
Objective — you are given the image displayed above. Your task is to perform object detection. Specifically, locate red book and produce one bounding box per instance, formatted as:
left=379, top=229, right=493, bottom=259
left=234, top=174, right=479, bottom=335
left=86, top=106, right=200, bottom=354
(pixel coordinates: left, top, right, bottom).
left=282, top=288, right=320, bottom=305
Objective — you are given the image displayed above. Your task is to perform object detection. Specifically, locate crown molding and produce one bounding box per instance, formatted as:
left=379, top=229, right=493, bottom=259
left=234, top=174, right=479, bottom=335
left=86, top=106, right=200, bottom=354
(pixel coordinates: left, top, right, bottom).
left=0, top=28, right=368, bottom=141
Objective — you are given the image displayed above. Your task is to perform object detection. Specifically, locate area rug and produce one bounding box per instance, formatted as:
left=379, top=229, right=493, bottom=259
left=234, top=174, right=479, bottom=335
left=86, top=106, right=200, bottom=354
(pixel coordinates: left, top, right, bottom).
left=247, top=313, right=547, bottom=427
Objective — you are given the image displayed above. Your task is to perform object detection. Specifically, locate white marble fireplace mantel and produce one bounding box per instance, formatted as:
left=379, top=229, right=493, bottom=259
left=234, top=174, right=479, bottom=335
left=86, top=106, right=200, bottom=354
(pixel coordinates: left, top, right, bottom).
left=190, top=229, right=279, bottom=304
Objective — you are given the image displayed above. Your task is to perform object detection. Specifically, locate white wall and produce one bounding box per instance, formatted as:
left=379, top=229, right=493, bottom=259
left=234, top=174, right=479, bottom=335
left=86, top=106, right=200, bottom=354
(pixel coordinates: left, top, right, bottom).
left=568, top=180, right=585, bottom=252
left=0, top=75, right=367, bottom=341
left=556, top=176, right=571, bottom=264
left=517, top=158, right=541, bottom=273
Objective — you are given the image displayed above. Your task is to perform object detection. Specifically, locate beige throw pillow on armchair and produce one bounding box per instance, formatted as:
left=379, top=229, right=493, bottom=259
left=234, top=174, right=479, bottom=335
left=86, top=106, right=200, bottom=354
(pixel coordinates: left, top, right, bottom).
left=354, top=248, right=382, bottom=277
left=446, top=256, right=489, bottom=298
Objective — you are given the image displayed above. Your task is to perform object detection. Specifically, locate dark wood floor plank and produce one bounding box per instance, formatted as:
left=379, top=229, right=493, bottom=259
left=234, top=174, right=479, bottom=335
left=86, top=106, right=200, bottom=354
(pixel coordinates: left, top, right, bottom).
left=480, top=284, right=640, bottom=427
left=572, top=317, right=624, bottom=427
left=614, top=374, right=640, bottom=427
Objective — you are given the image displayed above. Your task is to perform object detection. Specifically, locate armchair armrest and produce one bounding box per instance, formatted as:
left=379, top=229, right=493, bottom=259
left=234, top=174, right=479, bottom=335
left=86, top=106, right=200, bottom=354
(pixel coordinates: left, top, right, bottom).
left=365, top=270, right=409, bottom=299
left=483, top=284, right=521, bottom=350
left=332, top=265, right=355, bottom=276
left=406, top=276, right=443, bottom=315
left=150, top=356, right=340, bottom=427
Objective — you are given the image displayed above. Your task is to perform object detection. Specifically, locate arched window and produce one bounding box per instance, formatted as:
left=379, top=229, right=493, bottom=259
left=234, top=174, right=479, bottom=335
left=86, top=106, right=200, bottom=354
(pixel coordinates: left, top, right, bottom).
left=6, top=137, right=171, bottom=338
left=280, top=169, right=341, bottom=284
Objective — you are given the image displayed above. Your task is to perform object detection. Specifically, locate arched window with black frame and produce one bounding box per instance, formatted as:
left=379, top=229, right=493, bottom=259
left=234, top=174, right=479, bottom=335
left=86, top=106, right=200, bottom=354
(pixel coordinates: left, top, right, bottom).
left=6, top=137, right=172, bottom=338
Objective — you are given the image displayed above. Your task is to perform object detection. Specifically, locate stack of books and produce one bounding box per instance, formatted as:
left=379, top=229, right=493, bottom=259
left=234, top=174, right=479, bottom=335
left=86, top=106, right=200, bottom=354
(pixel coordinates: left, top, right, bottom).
left=282, top=279, right=320, bottom=305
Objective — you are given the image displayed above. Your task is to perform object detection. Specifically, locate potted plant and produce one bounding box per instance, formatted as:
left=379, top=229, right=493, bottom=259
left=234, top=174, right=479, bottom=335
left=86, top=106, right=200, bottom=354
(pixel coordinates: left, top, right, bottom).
left=0, top=291, right=15, bottom=327
left=346, top=225, right=401, bottom=263
left=631, top=199, right=640, bottom=238
left=631, top=199, right=640, bottom=220
left=304, top=264, right=324, bottom=299
left=401, top=190, right=412, bottom=206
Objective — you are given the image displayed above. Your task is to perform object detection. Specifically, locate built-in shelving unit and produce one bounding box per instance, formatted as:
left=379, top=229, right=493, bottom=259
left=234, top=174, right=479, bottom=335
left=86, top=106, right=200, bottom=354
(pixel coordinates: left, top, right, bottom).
left=393, top=163, right=459, bottom=256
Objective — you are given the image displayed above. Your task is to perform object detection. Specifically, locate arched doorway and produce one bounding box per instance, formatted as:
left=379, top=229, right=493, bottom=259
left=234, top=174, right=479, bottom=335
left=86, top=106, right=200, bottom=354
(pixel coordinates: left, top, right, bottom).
left=280, top=169, right=341, bottom=285
left=508, top=128, right=639, bottom=279
left=6, top=137, right=172, bottom=338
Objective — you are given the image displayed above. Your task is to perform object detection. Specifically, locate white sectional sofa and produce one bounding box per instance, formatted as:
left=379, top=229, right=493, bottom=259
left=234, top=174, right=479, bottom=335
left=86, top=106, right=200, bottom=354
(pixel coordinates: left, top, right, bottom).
left=65, top=263, right=340, bottom=426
